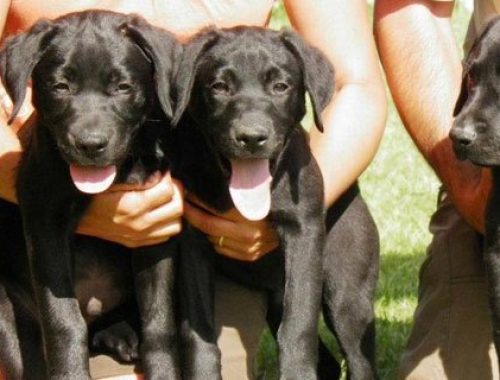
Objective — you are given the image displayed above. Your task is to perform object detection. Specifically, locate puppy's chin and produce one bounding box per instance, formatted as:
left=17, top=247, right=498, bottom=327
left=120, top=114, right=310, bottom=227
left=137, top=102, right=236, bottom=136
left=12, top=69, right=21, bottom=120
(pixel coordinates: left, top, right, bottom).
left=469, top=157, right=500, bottom=168
left=454, top=147, right=500, bottom=167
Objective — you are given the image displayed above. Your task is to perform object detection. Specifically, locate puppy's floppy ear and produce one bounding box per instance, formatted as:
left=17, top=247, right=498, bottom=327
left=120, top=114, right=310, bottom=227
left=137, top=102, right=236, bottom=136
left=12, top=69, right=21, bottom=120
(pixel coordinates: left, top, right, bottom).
left=0, top=19, right=56, bottom=124
left=122, top=15, right=182, bottom=121
left=454, top=16, right=500, bottom=117
left=171, top=29, right=220, bottom=126
left=281, top=30, right=335, bottom=132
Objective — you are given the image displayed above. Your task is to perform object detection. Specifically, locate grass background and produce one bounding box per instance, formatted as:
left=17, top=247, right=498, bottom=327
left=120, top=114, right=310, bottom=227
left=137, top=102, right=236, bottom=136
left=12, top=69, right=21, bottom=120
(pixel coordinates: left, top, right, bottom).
left=256, top=2, right=472, bottom=379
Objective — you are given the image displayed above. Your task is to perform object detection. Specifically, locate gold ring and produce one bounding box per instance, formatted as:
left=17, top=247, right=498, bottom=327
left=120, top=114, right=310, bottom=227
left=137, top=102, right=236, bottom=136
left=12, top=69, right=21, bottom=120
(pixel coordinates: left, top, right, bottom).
left=218, top=236, right=225, bottom=248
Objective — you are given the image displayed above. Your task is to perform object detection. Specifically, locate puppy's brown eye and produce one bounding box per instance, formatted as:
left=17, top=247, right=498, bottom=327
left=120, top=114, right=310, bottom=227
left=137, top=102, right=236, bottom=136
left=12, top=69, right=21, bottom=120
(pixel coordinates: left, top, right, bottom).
left=117, top=82, right=132, bottom=93
left=211, top=81, right=230, bottom=94
left=273, top=82, right=289, bottom=94
left=52, top=82, right=70, bottom=93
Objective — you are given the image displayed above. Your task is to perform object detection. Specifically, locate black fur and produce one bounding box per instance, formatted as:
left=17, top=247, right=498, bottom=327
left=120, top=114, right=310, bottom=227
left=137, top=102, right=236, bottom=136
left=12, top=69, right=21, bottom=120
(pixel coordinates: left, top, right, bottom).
left=450, top=16, right=500, bottom=375
left=0, top=10, right=181, bottom=380
left=172, top=26, right=379, bottom=380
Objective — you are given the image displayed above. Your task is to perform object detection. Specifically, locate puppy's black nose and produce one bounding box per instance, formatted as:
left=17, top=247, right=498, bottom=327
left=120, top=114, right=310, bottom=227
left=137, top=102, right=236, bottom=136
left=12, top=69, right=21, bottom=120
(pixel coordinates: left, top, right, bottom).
left=235, top=130, right=268, bottom=150
left=450, top=126, right=477, bottom=147
left=74, top=133, right=109, bottom=155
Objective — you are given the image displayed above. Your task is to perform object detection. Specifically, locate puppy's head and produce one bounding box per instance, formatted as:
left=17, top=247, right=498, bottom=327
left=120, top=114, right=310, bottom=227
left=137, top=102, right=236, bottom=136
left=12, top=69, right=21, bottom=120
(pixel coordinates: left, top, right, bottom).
left=174, top=26, right=334, bottom=220
left=0, top=10, right=180, bottom=193
left=450, top=17, right=500, bottom=166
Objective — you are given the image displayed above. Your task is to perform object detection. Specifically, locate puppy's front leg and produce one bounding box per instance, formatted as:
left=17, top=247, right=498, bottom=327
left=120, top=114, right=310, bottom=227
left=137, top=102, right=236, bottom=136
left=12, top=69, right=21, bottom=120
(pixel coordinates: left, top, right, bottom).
left=132, top=243, right=179, bottom=380
left=178, top=229, right=221, bottom=380
left=274, top=215, right=324, bottom=380
left=0, top=283, right=24, bottom=380
left=23, top=210, right=90, bottom=380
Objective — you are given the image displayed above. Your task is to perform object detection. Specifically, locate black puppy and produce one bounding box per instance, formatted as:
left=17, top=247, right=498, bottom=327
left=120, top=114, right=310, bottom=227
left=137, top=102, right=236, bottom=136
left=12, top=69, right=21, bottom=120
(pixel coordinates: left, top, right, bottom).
left=450, top=16, right=500, bottom=373
left=0, top=10, right=180, bottom=379
left=172, top=26, right=379, bottom=379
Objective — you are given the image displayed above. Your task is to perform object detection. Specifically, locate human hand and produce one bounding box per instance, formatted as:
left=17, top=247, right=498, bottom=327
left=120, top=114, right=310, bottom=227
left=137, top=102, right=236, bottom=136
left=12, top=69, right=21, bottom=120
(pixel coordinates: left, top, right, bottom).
left=184, top=194, right=279, bottom=261
left=76, top=171, right=184, bottom=248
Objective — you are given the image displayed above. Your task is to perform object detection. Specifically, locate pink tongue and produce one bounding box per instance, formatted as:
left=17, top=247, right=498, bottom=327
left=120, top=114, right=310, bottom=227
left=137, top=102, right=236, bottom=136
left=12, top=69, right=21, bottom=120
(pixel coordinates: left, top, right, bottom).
left=69, top=165, right=117, bottom=194
left=229, top=159, right=272, bottom=221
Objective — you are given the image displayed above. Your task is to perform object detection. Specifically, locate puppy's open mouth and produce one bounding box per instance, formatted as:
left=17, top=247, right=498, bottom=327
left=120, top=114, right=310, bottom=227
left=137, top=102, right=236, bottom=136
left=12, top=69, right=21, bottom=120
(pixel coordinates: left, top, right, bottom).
left=69, top=164, right=117, bottom=194
left=229, top=159, right=272, bottom=221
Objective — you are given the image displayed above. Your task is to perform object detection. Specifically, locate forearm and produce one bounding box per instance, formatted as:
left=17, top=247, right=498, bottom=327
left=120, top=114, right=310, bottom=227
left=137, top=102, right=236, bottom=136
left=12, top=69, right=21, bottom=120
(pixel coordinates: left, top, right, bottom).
left=374, top=0, right=489, bottom=231
left=310, top=82, right=386, bottom=207
left=285, top=0, right=387, bottom=207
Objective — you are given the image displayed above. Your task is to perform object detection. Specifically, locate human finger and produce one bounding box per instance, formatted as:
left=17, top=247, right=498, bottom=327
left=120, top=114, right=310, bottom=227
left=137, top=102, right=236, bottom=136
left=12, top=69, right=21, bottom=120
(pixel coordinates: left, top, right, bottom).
left=141, top=219, right=183, bottom=241
left=116, top=171, right=174, bottom=214
left=138, top=171, right=176, bottom=211
left=185, top=201, right=277, bottom=245
left=102, top=218, right=182, bottom=248
left=183, top=201, right=243, bottom=239
left=211, top=244, right=271, bottom=262
left=139, top=181, right=184, bottom=228
left=207, top=235, right=278, bottom=260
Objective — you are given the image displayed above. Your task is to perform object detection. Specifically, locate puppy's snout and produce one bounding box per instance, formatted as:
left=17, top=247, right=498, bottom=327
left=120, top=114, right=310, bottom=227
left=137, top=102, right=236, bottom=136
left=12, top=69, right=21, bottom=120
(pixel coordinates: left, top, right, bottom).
left=450, top=125, right=477, bottom=147
left=74, top=132, right=110, bottom=156
left=233, top=126, right=269, bottom=152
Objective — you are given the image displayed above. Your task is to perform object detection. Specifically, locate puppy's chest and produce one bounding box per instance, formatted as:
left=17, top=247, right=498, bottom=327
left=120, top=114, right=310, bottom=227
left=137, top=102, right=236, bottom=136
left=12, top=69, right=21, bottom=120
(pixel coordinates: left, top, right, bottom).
left=117, top=128, right=170, bottom=185
left=171, top=127, right=232, bottom=212
left=183, top=165, right=234, bottom=212
left=116, top=154, right=168, bottom=185
left=18, top=127, right=84, bottom=208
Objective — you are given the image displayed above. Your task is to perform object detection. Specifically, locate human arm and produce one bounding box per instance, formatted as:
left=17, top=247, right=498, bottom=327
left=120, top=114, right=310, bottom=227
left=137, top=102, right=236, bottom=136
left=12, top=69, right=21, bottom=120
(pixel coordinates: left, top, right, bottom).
left=184, top=0, right=387, bottom=260
left=374, top=0, right=490, bottom=233
left=286, top=0, right=387, bottom=207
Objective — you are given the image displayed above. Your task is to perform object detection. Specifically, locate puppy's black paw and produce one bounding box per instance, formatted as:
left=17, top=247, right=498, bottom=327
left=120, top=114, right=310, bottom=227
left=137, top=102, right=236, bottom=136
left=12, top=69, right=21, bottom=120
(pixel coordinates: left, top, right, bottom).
left=91, top=321, right=139, bottom=363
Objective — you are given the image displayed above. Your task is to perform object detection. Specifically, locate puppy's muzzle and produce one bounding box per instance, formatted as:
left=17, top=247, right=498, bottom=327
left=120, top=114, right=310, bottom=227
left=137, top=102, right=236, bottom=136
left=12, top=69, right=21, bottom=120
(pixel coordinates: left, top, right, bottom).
left=450, top=125, right=476, bottom=147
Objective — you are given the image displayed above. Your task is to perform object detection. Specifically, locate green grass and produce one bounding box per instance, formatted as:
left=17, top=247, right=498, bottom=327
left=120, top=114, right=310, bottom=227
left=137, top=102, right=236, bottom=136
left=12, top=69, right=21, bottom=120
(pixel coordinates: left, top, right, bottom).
left=256, top=2, right=472, bottom=379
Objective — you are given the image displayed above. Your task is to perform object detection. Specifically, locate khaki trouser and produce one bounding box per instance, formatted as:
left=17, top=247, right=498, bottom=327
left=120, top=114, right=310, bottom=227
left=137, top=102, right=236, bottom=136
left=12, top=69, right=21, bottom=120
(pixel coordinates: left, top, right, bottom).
left=400, top=190, right=499, bottom=379
left=90, top=275, right=267, bottom=380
